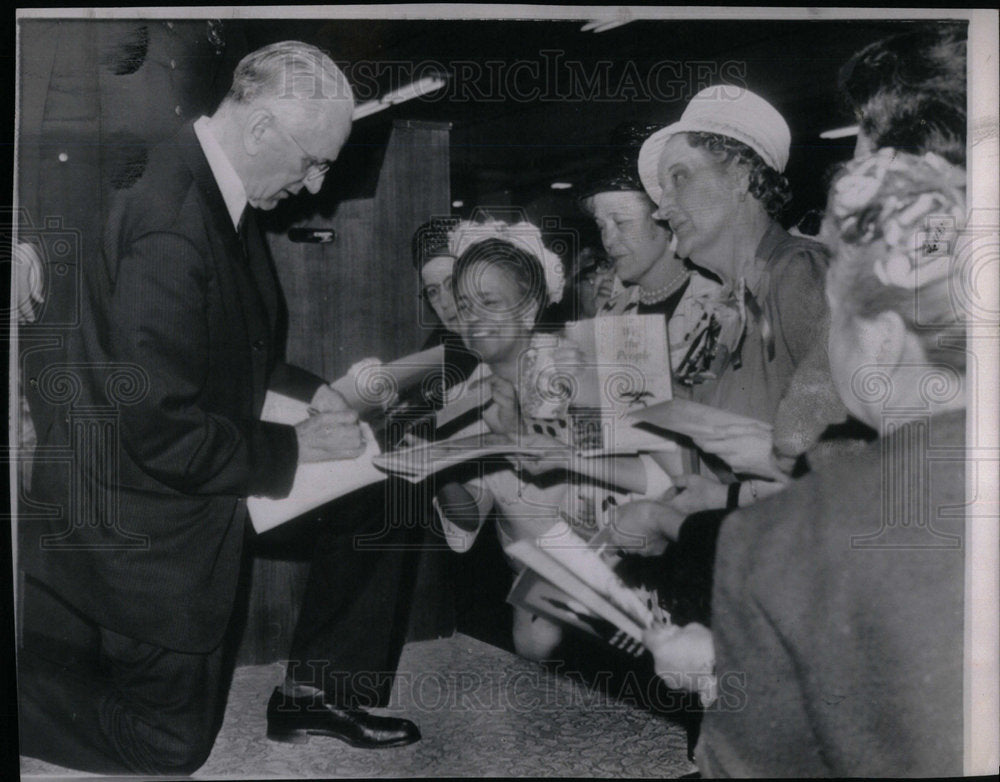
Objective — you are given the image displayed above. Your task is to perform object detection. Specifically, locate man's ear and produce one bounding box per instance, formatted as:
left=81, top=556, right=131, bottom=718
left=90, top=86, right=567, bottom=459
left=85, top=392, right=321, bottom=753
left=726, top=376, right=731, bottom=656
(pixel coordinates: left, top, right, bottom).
left=242, top=108, right=274, bottom=157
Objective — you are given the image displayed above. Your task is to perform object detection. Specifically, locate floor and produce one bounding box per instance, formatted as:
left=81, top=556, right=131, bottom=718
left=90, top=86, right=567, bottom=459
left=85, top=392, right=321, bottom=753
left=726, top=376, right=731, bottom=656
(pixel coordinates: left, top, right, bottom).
left=20, top=633, right=697, bottom=779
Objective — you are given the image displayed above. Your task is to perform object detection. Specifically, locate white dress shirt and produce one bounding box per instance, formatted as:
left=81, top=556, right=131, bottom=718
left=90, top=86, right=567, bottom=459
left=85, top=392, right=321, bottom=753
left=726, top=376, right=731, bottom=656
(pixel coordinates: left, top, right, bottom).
left=193, top=115, right=247, bottom=230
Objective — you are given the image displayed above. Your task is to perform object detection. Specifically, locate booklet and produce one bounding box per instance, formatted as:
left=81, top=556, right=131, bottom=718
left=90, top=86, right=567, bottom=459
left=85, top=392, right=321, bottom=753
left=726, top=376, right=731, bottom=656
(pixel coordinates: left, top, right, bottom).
left=505, top=521, right=668, bottom=656
left=508, top=569, right=647, bottom=657
left=626, top=397, right=767, bottom=439
left=563, top=315, right=674, bottom=452
left=562, top=314, right=674, bottom=417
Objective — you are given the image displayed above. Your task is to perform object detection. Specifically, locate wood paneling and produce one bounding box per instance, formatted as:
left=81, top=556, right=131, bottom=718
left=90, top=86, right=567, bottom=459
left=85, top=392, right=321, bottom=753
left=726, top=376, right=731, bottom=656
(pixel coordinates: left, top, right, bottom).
left=238, top=120, right=453, bottom=665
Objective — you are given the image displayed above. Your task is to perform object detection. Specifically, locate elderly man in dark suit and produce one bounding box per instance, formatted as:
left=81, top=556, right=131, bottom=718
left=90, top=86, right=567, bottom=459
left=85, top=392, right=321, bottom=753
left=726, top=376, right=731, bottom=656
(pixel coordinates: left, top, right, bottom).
left=18, top=41, right=418, bottom=775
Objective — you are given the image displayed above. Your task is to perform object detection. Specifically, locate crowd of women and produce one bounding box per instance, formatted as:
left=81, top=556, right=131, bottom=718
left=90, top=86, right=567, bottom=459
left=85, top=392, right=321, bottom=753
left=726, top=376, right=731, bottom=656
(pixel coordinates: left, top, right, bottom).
left=395, top=23, right=969, bottom=777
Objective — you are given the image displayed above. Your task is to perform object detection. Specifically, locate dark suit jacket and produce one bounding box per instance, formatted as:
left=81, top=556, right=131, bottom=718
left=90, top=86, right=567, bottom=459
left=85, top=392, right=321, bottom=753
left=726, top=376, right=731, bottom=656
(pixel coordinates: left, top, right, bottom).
left=26, top=123, right=322, bottom=653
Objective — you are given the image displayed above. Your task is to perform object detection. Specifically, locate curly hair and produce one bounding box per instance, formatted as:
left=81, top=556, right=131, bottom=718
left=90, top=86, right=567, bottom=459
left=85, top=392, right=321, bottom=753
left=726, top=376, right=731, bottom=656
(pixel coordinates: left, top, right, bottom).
left=823, top=152, right=967, bottom=375
left=839, top=23, right=967, bottom=166
left=685, top=131, right=792, bottom=220
left=453, top=237, right=549, bottom=323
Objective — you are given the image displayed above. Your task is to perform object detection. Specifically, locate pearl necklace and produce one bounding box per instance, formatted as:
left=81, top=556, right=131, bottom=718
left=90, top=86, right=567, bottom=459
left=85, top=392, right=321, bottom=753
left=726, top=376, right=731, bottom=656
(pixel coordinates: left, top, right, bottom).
left=638, top=268, right=690, bottom=305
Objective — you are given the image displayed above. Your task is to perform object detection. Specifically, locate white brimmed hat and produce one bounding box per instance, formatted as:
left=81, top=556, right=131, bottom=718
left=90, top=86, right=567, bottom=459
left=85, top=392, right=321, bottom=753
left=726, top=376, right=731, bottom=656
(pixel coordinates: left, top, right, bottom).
left=638, top=85, right=791, bottom=205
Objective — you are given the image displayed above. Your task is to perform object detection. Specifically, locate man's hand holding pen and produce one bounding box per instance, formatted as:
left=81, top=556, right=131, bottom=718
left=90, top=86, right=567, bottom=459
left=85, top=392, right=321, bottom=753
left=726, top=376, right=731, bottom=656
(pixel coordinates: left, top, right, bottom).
left=297, top=384, right=365, bottom=462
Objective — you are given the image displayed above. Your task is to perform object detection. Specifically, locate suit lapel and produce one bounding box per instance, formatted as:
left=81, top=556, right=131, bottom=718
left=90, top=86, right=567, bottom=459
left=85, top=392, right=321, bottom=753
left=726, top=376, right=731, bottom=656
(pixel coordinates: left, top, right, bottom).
left=178, top=124, right=273, bottom=408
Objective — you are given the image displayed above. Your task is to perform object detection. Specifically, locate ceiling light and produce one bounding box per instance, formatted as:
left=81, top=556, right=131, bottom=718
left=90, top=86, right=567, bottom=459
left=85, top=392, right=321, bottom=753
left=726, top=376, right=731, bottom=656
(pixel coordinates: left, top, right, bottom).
left=581, top=19, right=631, bottom=33
left=452, top=200, right=464, bottom=208
left=353, top=75, right=448, bottom=120
left=819, top=125, right=860, bottom=140
left=550, top=182, right=573, bottom=190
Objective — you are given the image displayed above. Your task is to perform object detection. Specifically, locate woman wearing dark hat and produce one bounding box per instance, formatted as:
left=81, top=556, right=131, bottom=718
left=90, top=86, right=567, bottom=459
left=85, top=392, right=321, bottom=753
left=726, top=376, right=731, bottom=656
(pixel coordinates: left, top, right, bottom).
left=404, top=218, right=480, bottom=417
left=412, top=217, right=462, bottom=341
left=579, top=123, right=724, bottom=375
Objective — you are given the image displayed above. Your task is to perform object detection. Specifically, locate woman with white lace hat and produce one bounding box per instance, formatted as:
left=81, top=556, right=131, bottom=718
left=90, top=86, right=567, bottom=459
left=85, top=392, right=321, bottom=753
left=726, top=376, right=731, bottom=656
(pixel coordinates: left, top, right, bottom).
left=432, top=218, right=676, bottom=661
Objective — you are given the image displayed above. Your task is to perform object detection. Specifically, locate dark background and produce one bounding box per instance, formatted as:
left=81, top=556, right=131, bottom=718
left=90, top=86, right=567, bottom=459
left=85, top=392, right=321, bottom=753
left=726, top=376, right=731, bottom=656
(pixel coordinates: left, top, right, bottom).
left=244, top=17, right=934, bottom=238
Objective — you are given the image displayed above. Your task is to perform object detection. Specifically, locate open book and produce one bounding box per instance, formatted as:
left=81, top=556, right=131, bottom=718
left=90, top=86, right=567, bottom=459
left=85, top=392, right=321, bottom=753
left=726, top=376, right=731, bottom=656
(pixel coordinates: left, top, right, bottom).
left=505, top=521, right=669, bottom=657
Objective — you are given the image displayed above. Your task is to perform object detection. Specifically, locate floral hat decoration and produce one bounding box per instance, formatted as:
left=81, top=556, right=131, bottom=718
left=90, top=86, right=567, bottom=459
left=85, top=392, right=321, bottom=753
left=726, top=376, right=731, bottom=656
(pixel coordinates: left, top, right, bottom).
left=828, top=148, right=966, bottom=290
left=447, top=218, right=566, bottom=304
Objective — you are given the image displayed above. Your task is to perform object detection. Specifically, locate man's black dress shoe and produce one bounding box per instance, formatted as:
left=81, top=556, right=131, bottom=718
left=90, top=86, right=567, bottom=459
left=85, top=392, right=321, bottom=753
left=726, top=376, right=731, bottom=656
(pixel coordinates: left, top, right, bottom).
left=266, top=688, right=421, bottom=748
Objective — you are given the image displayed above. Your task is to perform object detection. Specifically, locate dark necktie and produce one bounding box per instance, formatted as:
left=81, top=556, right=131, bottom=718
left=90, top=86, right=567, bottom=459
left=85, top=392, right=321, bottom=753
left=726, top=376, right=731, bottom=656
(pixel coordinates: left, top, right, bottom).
left=237, top=206, right=254, bottom=258
left=236, top=206, right=276, bottom=328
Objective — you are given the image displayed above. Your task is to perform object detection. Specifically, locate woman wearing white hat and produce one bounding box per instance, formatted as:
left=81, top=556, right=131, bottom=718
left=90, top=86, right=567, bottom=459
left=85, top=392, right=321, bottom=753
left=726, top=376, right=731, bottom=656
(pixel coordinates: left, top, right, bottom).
left=643, top=146, right=968, bottom=778
left=623, top=85, right=832, bottom=515
left=638, top=85, right=828, bottom=421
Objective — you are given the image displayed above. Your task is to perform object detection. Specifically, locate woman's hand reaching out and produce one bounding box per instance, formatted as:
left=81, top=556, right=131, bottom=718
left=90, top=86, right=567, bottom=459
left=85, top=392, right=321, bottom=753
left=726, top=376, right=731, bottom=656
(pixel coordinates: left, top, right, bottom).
left=666, top=474, right=729, bottom=514
left=643, top=621, right=717, bottom=707
left=692, top=421, right=790, bottom=481
left=505, top=432, right=572, bottom=478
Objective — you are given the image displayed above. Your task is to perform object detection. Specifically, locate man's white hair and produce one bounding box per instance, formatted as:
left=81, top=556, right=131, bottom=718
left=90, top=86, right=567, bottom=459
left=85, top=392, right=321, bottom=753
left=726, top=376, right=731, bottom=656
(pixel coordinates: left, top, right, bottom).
left=223, top=40, right=353, bottom=126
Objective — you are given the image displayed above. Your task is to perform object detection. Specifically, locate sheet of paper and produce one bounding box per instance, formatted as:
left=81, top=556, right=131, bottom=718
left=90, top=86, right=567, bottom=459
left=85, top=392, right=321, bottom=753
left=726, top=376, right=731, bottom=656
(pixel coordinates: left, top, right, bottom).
left=247, top=423, right=384, bottom=533
left=248, top=391, right=386, bottom=533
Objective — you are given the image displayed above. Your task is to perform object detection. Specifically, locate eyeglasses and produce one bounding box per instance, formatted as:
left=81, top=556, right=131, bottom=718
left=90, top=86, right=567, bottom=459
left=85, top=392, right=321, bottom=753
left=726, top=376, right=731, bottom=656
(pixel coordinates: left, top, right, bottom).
left=276, top=119, right=332, bottom=181
left=421, top=276, right=452, bottom=302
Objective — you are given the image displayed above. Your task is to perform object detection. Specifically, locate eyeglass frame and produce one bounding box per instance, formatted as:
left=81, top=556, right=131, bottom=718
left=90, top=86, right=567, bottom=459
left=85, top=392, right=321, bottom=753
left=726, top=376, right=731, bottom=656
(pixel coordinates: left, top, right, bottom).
left=273, top=116, right=332, bottom=182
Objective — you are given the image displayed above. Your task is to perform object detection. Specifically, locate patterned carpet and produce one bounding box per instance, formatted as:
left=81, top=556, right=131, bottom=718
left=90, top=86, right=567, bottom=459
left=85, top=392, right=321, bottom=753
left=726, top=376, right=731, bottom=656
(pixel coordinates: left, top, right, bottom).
left=21, top=633, right=696, bottom=779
